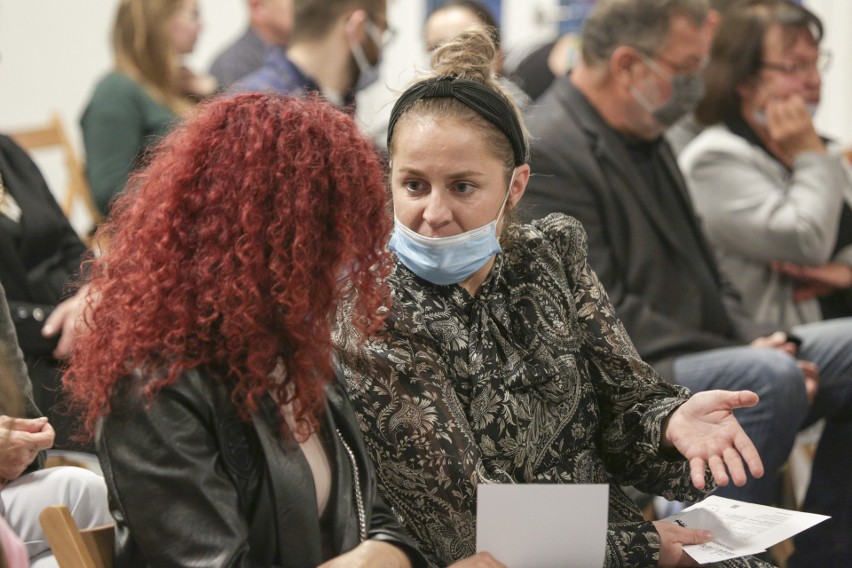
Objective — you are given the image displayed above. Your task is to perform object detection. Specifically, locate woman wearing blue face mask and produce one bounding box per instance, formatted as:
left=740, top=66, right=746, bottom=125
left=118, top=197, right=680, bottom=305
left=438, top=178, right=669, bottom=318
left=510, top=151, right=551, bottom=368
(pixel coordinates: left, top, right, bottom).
left=335, top=28, right=772, bottom=568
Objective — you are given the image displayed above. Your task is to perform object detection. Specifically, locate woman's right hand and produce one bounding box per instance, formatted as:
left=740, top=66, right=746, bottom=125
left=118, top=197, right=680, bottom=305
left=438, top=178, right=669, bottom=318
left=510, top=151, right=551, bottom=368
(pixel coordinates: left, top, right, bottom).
left=764, top=95, right=826, bottom=162
left=652, top=521, right=714, bottom=567
left=773, top=261, right=852, bottom=301
left=448, top=552, right=507, bottom=567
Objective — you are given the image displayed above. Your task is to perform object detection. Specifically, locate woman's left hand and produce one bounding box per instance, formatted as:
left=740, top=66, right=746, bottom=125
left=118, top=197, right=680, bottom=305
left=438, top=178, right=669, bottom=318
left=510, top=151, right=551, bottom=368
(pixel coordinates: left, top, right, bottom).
left=41, top=287, right=88, bottom=359
left=318, top=540, right=412, bottom=568
left=662, top=390, right=764, bottom=490
left=773, top=261, right=852, bottom=301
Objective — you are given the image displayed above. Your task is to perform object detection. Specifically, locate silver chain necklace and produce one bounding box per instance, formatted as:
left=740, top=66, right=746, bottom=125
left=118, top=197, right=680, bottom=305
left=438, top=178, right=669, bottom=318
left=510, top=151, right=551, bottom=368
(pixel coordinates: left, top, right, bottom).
left=335, top=428, right=367, bottom=542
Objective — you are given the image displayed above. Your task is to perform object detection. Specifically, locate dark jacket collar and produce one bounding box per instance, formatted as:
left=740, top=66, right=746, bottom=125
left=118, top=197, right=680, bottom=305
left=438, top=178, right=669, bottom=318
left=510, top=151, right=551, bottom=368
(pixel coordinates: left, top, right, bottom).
left=250, top=379, right=359, bottom=566
left=552, top=76, right=715, bottom=267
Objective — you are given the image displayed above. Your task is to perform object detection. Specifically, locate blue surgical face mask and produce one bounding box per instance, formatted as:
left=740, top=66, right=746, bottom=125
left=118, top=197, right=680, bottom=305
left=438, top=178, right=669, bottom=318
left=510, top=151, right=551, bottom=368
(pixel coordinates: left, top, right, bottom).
left=389, top=172, right=516, bottom=286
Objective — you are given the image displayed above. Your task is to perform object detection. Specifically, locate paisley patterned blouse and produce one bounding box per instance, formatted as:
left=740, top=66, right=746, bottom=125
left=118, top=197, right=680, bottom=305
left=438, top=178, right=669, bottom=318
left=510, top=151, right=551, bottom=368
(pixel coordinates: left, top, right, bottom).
left=336, top=214, right=768, bottom=568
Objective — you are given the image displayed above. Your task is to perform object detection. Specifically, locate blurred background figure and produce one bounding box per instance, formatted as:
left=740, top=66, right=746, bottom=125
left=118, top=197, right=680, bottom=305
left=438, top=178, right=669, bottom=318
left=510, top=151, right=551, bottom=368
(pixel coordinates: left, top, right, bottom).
left=424, top=0, right=529, bottom=107
left=208, top=0, right=294, bottom=88
left=424, top=0, right=502, bottom=68
left=682, top=0, right=851, bottom=328
left=666, top=0, right=783, bottom=155
left=0, top=132, right=89, bottom=452
left=505, top=32, right=581, bottom=103
left=1, top=283, right=110, bottom=568
left=81, top=0, right=215, bottom=217
left=679, top=4, right=852, bottom=563
left=232, top=0, right=389, bottom=113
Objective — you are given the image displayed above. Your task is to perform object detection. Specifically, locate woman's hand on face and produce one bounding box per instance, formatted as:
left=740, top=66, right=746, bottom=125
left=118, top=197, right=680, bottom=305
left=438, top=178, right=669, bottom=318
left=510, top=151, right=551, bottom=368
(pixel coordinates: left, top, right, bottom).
left=764, top=95, right=826, bottom=160
left=447, top=552, right=507, bottom=567
left=661, top=390, right=764, bottom=490
left=652, top=520, right=713, bottom=567
left=318, top=540, right=412, bottom=568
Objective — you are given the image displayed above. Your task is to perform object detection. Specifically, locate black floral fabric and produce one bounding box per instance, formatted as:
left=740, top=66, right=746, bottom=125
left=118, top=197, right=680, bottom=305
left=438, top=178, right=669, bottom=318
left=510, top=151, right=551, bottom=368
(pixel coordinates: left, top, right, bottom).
left=336, top=214, right=771, bottom=568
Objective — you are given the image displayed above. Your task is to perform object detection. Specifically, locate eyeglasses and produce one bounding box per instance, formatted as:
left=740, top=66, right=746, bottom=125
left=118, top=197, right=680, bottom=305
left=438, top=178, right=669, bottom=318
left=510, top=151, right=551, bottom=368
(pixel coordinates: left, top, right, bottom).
left=365, top=18, right=397, bottom=49
left=762, top=50, right=832, bottom=77
left=636, top=48, right=708, bottom=77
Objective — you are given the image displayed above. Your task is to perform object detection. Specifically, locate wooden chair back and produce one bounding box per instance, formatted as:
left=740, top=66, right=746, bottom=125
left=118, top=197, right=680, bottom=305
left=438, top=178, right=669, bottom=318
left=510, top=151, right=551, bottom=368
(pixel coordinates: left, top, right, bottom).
left=8, top=113, right=101, bottom=224
left=39, top=504, right=114, bottom=568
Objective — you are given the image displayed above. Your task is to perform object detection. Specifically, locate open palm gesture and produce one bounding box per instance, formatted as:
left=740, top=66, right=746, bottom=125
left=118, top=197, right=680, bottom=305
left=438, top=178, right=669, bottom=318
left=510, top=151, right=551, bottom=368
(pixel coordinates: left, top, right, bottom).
left=662, top=390, right=765, bottom=490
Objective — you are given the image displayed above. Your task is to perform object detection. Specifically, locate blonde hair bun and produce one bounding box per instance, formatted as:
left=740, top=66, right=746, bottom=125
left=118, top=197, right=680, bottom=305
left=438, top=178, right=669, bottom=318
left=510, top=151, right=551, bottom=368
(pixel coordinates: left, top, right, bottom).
left=430, top=27, right=498, bottom=86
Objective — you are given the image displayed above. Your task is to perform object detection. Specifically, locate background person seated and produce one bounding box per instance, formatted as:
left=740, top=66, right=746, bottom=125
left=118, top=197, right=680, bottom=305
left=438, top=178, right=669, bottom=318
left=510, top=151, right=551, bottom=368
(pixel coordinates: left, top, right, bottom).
left=1, top=283, right=110, bottom=568
left=424, top=0, right=529, bottom=108
left=679, top=3, right=852, bottom=564
left=208, top=0, right=293, bottom=89
left=680, top=0, right=852, bottom=328
left=520, top=0, right=852, bottom=564
left=81, top=0, right=214, bottom=216
left=232, top=0, right=389, bottom=112
left=0, top=133, right=89, bottom=452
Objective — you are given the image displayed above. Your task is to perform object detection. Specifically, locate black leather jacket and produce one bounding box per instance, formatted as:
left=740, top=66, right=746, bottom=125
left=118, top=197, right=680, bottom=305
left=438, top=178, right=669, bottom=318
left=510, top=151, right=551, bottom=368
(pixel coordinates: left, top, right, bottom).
left=96, top=366, right=426, bottom=568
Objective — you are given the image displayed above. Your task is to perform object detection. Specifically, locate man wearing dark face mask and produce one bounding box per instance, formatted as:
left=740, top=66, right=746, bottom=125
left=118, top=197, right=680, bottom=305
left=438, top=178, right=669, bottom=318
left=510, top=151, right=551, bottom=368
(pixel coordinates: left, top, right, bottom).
left=520, top=0, right=852, bottom=531
left=232, top=0, right=389, bottom=111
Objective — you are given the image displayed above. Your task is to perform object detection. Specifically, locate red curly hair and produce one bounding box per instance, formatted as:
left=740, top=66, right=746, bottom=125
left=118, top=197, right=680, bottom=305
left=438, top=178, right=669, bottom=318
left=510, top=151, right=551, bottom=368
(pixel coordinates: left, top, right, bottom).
left=65, top=93, right=392, bottom=436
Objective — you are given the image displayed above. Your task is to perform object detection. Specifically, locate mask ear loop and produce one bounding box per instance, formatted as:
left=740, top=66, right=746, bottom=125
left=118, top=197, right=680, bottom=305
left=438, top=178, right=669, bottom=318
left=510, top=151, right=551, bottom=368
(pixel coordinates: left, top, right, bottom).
left=495, top=169, right=518, bottom=225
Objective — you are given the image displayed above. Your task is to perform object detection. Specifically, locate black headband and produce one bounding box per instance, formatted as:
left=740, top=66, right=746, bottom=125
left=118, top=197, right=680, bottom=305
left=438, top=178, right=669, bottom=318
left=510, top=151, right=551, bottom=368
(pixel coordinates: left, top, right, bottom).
left=387, top=76, right=528, bottom=166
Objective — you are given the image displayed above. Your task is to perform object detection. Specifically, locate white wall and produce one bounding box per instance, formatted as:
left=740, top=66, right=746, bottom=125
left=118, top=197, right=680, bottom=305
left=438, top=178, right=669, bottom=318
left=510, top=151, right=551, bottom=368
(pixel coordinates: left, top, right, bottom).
left=804, top=0, right=852, bottom=144
left=0, top=0, right=247, bottom=142
left=0, top=0, right=248, bottom=232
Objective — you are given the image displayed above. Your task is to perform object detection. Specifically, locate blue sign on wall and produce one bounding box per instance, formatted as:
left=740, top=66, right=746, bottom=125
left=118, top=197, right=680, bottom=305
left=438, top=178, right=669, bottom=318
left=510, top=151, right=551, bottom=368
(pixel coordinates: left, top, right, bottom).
left=558, top=0, right=597, bottom=35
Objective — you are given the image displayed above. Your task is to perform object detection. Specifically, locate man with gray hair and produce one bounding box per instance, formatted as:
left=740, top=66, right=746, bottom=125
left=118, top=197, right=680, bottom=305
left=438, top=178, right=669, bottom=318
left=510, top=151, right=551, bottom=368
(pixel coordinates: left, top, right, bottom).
left=522, top=0, right=852, bottom=543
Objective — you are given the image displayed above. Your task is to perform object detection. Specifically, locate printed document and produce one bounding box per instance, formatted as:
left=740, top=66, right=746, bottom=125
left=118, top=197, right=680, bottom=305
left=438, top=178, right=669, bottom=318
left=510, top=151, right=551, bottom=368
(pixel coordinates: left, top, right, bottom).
left=662, top=495, right=828, bottom=564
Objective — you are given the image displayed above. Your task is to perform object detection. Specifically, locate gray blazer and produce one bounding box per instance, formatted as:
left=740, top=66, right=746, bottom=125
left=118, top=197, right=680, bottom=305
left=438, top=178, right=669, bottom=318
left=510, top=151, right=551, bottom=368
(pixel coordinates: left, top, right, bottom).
left=679, top=124, right=852, bottom=327
left=521, top=76, right=776, bottom=379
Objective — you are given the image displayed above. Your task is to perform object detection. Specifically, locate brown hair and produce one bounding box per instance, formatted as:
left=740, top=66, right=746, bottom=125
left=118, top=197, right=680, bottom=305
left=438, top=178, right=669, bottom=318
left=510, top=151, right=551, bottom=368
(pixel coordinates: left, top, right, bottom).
left=695, top=0, right=823, bottom=125
left=290, top=0, right=384, bottom=43
left=113, top=0, right=196, bottom=114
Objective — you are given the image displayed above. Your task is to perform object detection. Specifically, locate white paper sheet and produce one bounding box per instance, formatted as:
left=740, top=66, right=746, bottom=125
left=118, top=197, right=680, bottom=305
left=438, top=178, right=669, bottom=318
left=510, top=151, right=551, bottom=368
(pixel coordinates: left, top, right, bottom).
left=476, top=484, right=608, bottom=568
left=662, top=495, right=829, bottom=564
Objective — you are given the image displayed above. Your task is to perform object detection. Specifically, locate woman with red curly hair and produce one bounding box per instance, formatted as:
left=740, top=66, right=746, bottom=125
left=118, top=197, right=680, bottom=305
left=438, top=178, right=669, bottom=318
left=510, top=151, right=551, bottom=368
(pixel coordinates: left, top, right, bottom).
left=63, top=93, right=428, bottom=568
